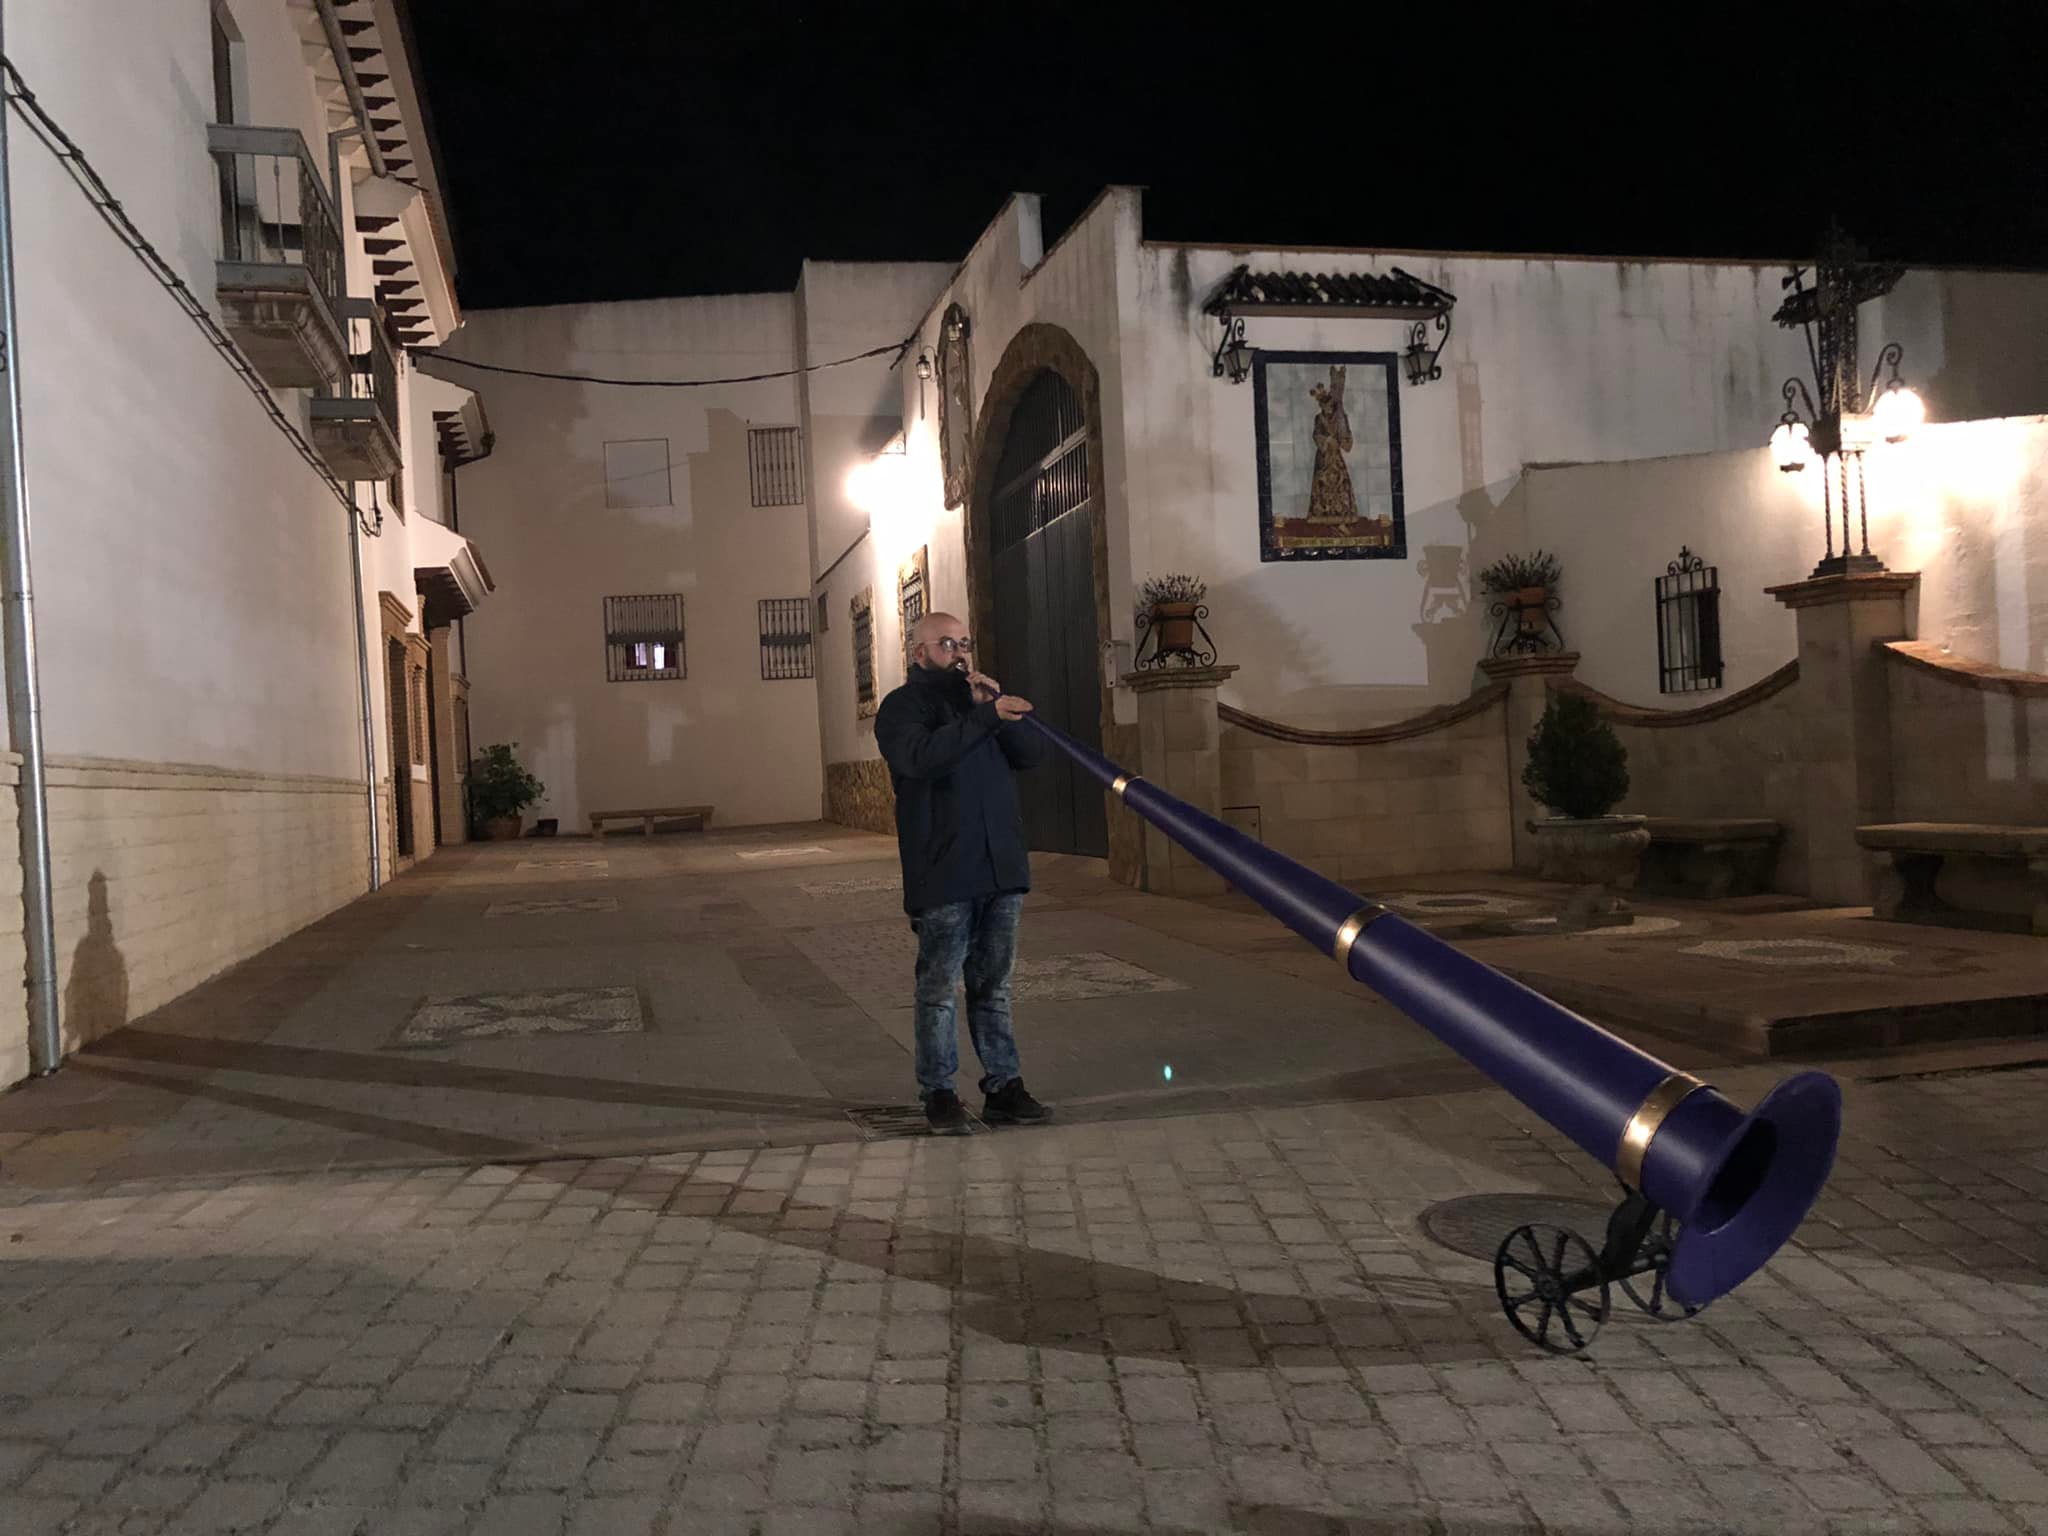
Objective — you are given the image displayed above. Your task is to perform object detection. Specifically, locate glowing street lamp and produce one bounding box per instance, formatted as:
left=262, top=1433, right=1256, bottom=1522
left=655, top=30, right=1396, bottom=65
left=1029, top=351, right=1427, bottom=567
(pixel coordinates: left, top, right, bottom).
left=1766, top=226, right=1912, bottom=577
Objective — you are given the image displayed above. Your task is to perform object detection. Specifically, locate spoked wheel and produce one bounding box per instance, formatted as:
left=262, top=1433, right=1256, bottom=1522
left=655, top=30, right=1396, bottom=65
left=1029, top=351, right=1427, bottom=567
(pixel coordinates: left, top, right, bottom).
left=1495, top=1223, right=1609, bottom=1356
left=1619, top=1209, right=1706, bottom=1322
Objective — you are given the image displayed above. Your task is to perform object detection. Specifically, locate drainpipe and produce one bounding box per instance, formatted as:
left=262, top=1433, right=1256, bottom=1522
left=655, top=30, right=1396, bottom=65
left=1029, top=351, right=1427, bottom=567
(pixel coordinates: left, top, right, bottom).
left=0, top=2, right=62, bottom=1072
left=331, top=124, right=383, bottom=891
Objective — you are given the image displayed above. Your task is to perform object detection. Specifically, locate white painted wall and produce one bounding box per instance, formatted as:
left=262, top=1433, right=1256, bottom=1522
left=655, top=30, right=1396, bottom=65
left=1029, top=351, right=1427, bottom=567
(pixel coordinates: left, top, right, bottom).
left=795, top=261, right=953, bottom=772
left=816, top=192, right=1144, bottom=769
left=860, top=188, right=2048, bottom=733
left=5, top=0, right=365, bottom=779
left=431, top=295, right=827, bottom=832
left=1516, top=415, right=2048, bottom=702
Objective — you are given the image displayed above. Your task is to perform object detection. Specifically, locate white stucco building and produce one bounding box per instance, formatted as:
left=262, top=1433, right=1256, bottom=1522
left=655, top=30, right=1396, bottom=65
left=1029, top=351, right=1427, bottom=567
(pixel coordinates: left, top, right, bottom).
left=434, top=185, right=2047, bottom=901
left=1, top=0, right=496, bottom=1087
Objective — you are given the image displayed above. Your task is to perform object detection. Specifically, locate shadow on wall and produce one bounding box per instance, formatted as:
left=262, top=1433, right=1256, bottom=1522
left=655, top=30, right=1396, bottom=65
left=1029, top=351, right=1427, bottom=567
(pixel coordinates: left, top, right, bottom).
left=63, top=871, right=128, bottom=1050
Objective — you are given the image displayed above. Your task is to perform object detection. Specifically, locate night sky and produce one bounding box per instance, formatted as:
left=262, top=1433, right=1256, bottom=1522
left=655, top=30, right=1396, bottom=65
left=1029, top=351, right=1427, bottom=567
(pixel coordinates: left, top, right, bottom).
left=405, top=2, right=2048, bottom=313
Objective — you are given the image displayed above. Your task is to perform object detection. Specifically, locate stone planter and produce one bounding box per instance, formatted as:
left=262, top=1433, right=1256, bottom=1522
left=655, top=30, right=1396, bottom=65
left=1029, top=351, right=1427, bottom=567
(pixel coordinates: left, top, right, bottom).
left=1527, top=814, right=1651, bottom=926
left=482, top=815, right=523, bottom=842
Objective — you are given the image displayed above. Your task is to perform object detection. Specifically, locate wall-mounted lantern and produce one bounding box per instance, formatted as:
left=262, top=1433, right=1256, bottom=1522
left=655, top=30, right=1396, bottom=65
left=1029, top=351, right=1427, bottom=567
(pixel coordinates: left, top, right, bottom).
left=1211, top=314, right=1254, bottom=384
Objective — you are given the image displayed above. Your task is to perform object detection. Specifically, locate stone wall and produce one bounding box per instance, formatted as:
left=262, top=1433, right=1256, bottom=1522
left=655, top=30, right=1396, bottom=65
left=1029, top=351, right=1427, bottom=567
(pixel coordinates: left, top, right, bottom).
left=825, top=757, right=894, bottom=835
left=0, top=756, right=370, bottom=1089
left=1217, top=688, right=1514, bottom=887
left=1886, top=642, right=2048, bottom=826
left=1559, top=662, right=1811, bottom=895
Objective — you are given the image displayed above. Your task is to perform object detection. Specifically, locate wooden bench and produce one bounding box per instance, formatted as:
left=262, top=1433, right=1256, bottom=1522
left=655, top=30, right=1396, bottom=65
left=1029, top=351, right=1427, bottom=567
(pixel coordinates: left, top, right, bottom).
left=588, top=805, right=713, bottom=839
left=1638, top=817, right=1783, bottom=900
left=1857, top=823, right=2048, bottom=936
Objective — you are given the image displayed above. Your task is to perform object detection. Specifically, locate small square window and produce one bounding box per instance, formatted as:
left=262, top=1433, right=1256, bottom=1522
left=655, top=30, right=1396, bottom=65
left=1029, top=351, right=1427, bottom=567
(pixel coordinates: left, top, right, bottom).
left=603, top=439, right=672, bottom=510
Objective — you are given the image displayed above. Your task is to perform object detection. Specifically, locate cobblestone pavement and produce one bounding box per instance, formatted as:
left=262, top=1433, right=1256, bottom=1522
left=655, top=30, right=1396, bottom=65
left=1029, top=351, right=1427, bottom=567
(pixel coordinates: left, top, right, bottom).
left=4, top=1054, right=2046, bottom=1534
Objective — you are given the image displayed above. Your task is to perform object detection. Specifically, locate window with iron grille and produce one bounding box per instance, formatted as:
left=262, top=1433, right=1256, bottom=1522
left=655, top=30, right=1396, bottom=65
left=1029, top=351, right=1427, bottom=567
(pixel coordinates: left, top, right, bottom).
left=816, top=593, right=829, bottom=634
left=409, top=664, right=427, bottom=765
left=604, top=594, right=686, bottom=682
left=898, top=547, right=928, bottom=673
left=748, top=427, right=803, bottom=507
left=1655, top=547, right=1723, bottom=694
left=851, top=588, right=877, bottom=717
left=758, top=597, right=814, bottom=680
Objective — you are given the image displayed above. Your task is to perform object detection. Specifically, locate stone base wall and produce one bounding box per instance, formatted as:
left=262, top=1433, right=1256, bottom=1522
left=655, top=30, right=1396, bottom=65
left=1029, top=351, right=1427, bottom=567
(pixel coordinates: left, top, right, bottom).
left=1104, top=722, right=1143, bottom=888
left=1886, top=642, right=2048, bottom=826
left=825, top=757, right=894, bottom=835
left=1559, top=663, right=1811, bottom=895
left=2, top=754, right=370, bottom=1090
left=1218, top=691, right=1514, bottom=886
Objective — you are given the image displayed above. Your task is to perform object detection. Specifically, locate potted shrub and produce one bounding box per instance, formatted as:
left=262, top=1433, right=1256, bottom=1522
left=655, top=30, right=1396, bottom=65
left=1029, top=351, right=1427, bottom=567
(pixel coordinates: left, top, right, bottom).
left=469, top=742, right=545, bottom=842
left=1479, top=550, right=1562, bottom=641
left=1138, top=573, right=1207, bottom=654
left=1521, top=692, right=1649, bottom=923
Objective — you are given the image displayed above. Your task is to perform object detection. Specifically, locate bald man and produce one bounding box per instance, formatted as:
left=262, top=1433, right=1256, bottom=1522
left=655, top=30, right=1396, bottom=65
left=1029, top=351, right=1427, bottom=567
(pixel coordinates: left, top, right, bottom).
left=874, top=611, right=1052, bottom=1134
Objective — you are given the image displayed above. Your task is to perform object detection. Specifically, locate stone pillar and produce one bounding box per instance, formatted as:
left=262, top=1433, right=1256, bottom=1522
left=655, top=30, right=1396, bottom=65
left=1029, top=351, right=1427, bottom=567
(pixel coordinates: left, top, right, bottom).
left=1765, top=572, right=1918, bottom=904
left=1479, top=651, right=1582, bottom=873
left=1124, top=665, right=1237, bottom=898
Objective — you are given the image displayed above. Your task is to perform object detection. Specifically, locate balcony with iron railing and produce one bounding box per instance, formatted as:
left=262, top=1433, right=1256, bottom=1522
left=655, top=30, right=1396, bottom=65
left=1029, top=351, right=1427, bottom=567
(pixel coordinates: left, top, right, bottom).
left=311, top=300, right=403, bottom=481
left=208, top=124, right=347, bottom=390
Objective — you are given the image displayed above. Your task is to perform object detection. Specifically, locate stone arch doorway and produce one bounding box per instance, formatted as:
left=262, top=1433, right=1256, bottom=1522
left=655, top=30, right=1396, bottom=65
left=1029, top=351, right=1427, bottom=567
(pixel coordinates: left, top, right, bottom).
left=966, top=325, right=1111, bottom=859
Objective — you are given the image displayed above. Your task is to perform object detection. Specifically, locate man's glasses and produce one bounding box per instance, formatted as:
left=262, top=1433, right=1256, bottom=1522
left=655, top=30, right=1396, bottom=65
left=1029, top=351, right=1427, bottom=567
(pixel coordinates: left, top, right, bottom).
left=932, top=637, right=972, bottom=655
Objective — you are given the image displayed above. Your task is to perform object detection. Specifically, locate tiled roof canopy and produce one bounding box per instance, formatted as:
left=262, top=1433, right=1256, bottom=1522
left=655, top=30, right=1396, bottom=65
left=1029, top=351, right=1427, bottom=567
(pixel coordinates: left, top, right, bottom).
left=1203, top=265, right=1455, bottom=318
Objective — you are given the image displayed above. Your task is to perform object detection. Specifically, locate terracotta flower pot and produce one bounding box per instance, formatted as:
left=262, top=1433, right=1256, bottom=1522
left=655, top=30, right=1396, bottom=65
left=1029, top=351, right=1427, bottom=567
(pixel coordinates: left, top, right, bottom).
left=1152, top=601, right=1199, bottom=652
left=484, top=815, right=523, bottom=842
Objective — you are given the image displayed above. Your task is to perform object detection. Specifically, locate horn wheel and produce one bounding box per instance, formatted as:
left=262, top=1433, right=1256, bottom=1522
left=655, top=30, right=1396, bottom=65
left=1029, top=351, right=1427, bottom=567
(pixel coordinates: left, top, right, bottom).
left=1495, top=1223, right=1610, bottom=1355
left=1619, top=1208, right=1706, bottom=1321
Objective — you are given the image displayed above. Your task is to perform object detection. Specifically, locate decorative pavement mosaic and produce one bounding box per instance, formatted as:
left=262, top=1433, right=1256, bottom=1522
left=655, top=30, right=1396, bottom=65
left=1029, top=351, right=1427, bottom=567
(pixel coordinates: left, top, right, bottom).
left=484, top=897, right=622, bottom=916
left=390, top=986, right=646, bottom=1051
left=1682, top=937, right=1907, bottom=968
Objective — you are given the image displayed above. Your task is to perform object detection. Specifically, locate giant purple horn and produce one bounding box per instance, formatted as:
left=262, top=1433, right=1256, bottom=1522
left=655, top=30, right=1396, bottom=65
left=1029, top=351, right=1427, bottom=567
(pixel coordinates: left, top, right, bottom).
left=1020, top=713, right=1840, bottom=1308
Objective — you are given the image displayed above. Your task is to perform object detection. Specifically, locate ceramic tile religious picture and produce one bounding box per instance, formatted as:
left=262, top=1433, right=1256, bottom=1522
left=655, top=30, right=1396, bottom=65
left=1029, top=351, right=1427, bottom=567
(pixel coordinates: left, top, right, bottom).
left=1253, top=351, right=1406, bottom=562
left=936, top=305, right=972, bottom=509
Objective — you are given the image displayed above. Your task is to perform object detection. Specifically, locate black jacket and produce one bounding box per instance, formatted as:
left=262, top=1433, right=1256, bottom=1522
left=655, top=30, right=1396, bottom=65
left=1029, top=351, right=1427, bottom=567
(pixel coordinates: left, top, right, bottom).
left=875, top=664, right=1047, bottom=915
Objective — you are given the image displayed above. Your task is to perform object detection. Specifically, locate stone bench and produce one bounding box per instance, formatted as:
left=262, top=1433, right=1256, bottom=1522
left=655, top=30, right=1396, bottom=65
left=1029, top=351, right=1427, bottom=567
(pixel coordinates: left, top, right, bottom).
left=1857, top=823, right=2048, bottom=936
left=1637, top=817, right=1783, bottom=899
left=589, top=805, right=713, bottom=839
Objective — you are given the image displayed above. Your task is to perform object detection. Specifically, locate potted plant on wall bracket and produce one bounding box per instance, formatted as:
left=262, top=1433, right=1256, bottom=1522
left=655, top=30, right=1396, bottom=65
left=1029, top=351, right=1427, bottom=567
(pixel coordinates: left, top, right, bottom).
left=1133, top=573, right=1217, bottom=669
left=468, top=742, right=545, bottom=842
left=1522, top=691, right=1648, bottom=928
left=1478, top=549, right=1564, bottom=655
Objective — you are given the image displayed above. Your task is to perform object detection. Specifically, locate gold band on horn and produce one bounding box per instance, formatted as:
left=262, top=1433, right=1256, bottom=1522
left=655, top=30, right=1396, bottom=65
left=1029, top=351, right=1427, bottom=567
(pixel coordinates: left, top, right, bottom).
left=1616, top=1072, right=1709, bottom=1190
left=1331, top=904, right=1389, bottom=967
left=1111, top=773, right=1142, bottom=800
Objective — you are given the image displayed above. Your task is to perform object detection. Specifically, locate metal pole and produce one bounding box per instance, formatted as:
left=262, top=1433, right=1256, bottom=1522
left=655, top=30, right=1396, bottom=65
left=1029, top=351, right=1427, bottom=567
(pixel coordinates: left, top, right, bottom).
left=331, top=124, right=381, bottom=892
left=0, top=3, right=63, bottom=1073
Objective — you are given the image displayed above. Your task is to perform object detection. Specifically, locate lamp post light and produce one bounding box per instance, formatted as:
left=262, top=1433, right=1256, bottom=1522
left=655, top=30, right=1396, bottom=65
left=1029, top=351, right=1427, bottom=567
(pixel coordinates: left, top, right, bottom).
left=1768, top=226, right=1922, bottom=579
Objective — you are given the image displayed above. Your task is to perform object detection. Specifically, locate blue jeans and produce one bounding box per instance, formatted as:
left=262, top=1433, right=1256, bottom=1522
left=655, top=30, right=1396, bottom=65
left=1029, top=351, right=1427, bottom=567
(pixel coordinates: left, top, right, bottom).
left=911, top=893, right=1024, bottom=1100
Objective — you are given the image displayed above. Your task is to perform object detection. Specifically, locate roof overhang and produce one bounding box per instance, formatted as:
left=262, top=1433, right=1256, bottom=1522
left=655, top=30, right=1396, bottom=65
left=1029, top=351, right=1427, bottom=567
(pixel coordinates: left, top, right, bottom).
left=1202, top=264, right=1456, bottom=319
left=412, top=514, right=494, bottom=628
left=353, top=173, right=458, bottom=347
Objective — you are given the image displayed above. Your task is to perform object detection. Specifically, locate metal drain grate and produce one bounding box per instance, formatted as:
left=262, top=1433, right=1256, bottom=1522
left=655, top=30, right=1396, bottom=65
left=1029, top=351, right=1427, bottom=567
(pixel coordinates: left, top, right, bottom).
left=1419, top=1193, right=1613, bottom=1261
left=844, top=1104, right=983, bottom=1140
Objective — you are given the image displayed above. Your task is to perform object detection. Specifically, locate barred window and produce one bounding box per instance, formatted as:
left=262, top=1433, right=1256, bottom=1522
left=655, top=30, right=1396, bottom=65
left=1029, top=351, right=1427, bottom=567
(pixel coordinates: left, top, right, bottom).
left=748, top=426, right=803, bottom=507
left=604, top=594, right=686, bottom=682
left=1655, top=548, right=1723, bottom=694
left=759, top=597, right=814, bottom=680
left=851, top=587, right=877, bottom=717
left=816, top=593, right=829, bottom=634
left=898, top=547, right=928, bottom=673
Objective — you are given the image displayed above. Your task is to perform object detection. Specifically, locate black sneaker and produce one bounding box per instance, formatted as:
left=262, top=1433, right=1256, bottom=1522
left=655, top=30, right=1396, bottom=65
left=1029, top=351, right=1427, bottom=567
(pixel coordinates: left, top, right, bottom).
left=924, top=1090, right=972, bottom=1136
left=982, top=1079, right=1050, bottom=1125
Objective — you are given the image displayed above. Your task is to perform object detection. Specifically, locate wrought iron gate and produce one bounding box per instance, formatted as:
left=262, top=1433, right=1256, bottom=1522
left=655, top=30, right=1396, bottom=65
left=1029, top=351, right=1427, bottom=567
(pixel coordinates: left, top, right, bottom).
left=989, top=371, right=1107, bottom=857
